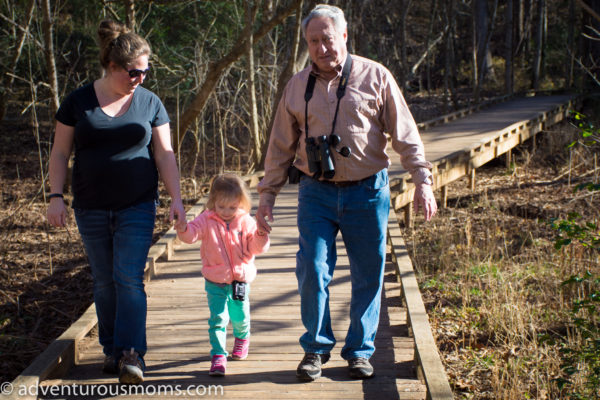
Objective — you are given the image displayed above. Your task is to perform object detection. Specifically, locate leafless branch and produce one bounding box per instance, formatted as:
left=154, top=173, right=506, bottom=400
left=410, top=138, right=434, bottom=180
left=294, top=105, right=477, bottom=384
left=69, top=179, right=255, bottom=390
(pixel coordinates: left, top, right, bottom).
left=0, top=12, right=43, bottom=48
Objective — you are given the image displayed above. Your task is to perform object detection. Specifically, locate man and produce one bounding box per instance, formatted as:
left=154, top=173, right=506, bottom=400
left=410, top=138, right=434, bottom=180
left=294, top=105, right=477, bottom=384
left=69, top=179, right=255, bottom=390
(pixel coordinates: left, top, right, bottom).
left=256, top=4, right=437, bottom=381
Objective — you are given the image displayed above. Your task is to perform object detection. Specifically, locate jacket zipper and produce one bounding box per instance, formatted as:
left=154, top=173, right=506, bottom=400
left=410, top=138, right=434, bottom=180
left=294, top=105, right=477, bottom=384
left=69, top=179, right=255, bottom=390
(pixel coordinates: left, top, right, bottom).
left=224, top=223, right=235, bottom=278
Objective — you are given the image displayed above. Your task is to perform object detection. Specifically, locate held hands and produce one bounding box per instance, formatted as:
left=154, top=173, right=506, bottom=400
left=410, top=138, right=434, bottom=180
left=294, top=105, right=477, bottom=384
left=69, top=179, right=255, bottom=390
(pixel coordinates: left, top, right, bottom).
left=170, top=200, right=188, bottom=232
left=174, top=217, right=187, bottom=233
left=255, top=205, right=273, bottom=235
left=413, top=183, right=437, bottom=222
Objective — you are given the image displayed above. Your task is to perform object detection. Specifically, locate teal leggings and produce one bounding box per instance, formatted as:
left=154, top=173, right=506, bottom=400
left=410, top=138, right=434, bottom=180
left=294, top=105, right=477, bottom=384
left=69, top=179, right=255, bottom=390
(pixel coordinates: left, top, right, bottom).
left=205, top=280, right=251, bottom=356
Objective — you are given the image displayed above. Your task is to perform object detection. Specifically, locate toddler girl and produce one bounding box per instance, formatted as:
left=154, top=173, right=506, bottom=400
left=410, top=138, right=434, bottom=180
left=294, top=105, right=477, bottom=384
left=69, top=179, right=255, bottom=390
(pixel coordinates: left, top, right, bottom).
left=175, top=174, right=269, bottom=376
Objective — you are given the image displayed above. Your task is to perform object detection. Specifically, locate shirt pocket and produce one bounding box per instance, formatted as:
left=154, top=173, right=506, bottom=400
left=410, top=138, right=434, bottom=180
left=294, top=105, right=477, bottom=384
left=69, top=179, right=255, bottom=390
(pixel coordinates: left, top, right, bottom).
left=341, top=99, right=379, bottom=133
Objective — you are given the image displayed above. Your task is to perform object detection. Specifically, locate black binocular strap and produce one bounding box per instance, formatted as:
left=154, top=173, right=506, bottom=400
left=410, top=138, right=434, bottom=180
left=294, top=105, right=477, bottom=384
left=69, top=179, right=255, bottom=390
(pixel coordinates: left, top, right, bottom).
left=304, top=54, right=353, bottom=140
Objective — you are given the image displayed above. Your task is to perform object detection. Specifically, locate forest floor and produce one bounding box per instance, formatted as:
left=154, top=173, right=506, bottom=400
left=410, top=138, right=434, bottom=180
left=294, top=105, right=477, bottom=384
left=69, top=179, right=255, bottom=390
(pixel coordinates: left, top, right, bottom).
left=0, top=95, right=598, bottom=398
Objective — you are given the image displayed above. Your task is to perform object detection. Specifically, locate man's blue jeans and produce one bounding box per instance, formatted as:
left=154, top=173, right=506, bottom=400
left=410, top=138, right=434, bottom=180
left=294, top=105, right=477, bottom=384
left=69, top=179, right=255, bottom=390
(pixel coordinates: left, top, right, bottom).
left=75, top=201, right=155, bottom=359
left=296, top=169, right=390, bottom=360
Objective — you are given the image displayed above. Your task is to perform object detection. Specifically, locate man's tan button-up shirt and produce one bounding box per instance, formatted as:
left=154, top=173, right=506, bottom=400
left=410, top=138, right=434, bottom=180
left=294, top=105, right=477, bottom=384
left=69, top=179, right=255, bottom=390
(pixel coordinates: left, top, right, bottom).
left=258, top=54, right=432, bottom=208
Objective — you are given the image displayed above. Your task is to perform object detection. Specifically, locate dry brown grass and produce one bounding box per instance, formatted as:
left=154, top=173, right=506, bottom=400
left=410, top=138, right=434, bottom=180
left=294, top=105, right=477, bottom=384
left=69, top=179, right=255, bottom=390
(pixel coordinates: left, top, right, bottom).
left=403, top=121, right=600, bottom=399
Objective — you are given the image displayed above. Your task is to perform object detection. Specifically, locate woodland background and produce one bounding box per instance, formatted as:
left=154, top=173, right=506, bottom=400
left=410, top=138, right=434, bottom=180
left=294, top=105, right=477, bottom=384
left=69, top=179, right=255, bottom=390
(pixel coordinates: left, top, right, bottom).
left=1, top=0, right=598, bottom=181
left=1, top=0, right=600, bottom=399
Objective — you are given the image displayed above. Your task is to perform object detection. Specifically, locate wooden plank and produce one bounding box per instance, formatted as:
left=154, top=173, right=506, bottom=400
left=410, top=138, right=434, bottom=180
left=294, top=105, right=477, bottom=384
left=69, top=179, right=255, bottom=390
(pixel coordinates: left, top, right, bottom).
left=5, top=304, right=97, bottom=400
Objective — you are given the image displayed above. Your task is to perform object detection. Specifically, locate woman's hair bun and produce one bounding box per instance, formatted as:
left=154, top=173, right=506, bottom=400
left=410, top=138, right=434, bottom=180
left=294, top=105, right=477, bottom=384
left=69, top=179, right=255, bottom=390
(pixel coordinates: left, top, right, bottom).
left=97, top=19, right=150, bottom=70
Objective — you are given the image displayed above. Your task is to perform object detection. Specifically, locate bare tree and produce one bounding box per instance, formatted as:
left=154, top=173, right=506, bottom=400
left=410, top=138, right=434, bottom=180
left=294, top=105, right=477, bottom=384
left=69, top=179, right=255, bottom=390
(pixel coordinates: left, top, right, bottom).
left=505, top=0, right=514, bottom=94
left=124, top=0, right=135, bottom=29
left=473, top=0, right=498, bottom=102
left=398, top=0, right=413, bottom=91
left=177, top=0, right=304, bottom=150
left=245, top=1, right=261, bottom=168
left=532, top=0, right=545, bottom=90
left=443, top=0, right=458, bottom=111
left=0, top=0, right=36, bottom=122
left=568, top=0, right=575, bottom=88
left=41, top=0, right=59, bottom=116
left=260, top=0, right=307, bottom=168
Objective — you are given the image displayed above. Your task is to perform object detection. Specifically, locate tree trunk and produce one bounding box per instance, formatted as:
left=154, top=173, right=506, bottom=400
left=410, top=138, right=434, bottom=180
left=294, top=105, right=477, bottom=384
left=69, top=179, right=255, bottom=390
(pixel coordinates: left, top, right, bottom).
left=473, top=0, right=497, bottom=101
left=532, top=0, right=545, bottom=90
left=177, top=0, right=304, bottom=150
left=245, top=1, right=261, bottom=169
left=0, top=0, right=36, bottom=122
left=567, top=0, right=575, bottom=88
left=505, top=0, right=514, bottom=94
left=124, top=0, right=136, bottom=30
left=41, top=0, right=60, bottom=116
left=425, top=0, right=438, bottom=93
left=259, top=0, right=305, bottom=169
left=443, top=0, right=458, bottom=111
left=472, top=1, right=480, bottom=102
left=398, top=0, right=412, bottom=91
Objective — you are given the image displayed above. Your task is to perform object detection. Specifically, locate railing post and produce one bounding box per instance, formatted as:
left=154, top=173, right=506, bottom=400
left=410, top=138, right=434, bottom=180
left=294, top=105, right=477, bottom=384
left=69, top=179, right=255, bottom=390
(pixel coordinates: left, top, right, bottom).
left=469, top=168, right=476, bottom=191
left=505, top=149, right=512, bottom=169
left=404, top=203, right=413, bottom=228
left=441, top=185, right=448, bottom=208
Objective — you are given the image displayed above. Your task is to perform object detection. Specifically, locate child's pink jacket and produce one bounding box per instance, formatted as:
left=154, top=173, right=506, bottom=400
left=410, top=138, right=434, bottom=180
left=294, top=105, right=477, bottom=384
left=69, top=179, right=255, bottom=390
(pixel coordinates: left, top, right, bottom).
left=177, top=209, right=270, bottom=284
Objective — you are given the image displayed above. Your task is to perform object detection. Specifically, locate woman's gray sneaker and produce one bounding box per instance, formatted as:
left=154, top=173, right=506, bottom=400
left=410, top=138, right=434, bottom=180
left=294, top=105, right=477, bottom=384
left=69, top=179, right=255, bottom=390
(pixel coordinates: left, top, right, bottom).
left=118, top=348, right=145, bottom=384
left=102, top=355, right=118, bottom=374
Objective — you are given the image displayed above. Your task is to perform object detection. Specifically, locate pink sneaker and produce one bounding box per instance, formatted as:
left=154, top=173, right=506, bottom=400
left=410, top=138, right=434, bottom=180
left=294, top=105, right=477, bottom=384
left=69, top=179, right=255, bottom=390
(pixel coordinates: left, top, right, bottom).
left=232, top=337, right=249, bottom=360
left=209, top=355, right=227, bottom=376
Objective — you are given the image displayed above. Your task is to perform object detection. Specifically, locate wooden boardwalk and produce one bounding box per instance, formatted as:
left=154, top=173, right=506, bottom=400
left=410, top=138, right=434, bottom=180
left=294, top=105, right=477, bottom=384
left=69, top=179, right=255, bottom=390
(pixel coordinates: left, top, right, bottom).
left=10, top=93, right=581, bottom=400
left=48, top=185, right=426, bottom=399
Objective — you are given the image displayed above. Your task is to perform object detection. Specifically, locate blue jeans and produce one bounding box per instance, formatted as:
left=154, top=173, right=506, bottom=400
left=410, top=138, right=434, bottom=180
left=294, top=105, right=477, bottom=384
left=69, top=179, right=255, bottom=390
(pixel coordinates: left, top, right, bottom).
left=74, top=201, right=155, bottom=360
left=296, top=169, right=390, bottom=360
left=205, top=280, right=251, bottom=357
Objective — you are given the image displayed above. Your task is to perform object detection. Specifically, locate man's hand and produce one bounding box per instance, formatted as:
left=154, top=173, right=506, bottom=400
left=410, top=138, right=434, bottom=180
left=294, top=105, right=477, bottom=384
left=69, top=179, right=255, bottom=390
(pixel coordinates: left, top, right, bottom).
left=255, top=205, right=274, bottom=234
left=413, top=183, right=437, bottom=222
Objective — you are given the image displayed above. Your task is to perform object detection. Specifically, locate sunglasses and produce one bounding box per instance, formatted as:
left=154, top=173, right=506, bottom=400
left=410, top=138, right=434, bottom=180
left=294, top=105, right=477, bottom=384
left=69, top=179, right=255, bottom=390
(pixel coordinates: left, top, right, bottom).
left=125, top=67, right=150, bottom=78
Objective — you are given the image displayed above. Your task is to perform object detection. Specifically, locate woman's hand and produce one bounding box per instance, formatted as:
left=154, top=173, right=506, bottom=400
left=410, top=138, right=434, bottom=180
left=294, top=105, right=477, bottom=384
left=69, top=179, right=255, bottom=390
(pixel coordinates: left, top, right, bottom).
left=173, top=205, right=188, bottom=232
left=47, top=197, right=68, bottom=227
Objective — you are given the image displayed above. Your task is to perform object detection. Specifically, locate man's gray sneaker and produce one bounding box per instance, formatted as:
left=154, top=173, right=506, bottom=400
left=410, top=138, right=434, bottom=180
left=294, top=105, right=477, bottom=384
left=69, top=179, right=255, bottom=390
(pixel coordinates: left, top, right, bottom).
left=348, top=357, right=374, bottom=379
left=296, top=353, right=330, bottom=381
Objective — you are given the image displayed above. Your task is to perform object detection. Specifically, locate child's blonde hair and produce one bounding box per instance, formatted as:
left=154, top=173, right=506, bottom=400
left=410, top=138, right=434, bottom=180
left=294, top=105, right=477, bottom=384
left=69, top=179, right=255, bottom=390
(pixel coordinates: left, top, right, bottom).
left=206, top=174, right=252, bottom=213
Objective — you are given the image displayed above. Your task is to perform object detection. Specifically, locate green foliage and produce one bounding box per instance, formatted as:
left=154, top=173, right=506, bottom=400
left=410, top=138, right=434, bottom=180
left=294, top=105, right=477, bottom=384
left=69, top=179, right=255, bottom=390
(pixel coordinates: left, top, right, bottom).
left=568, top=111, right=600, bottom=148
left=553, top=272, right=600, bottom=399
left=550, top=212, right=600, bottom=251
left=549, top=111, right=600, bottom=252
left=546, top=109, right=600, bottom=398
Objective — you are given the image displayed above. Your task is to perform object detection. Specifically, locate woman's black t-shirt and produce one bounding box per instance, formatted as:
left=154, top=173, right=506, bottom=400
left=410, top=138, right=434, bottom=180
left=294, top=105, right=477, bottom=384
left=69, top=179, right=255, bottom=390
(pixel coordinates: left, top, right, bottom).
left=55, top=83, right=170, bottom=210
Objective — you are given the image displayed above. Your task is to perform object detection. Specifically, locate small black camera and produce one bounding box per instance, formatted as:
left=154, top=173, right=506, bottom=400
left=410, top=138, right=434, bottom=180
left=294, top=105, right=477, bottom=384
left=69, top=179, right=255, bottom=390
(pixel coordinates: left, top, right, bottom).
left=288, top=165, right=303, bottom=184
left=305, top=134, right=351, bottom=179
left=232, top=280, right=246, bottom=301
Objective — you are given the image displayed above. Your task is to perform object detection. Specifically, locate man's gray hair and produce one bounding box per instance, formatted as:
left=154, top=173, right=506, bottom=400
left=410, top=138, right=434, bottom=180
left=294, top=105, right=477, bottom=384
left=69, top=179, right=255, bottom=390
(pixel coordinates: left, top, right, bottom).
left=301, top=4, right=347, bottom=38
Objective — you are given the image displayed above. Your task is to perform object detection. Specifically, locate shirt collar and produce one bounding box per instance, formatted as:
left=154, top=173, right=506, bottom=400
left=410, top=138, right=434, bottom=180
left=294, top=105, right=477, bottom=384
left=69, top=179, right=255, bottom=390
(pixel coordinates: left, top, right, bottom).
left=310, top=62, right=343, bottom=79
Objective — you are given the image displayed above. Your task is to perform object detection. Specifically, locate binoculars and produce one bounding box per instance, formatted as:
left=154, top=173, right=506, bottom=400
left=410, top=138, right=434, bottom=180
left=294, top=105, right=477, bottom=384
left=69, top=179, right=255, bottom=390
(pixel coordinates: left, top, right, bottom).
left=306, top=134, right=351, bottom=179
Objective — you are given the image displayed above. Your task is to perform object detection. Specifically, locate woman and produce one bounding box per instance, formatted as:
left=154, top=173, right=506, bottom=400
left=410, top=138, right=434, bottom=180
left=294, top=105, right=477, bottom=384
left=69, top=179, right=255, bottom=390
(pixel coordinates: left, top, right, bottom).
left=46, top=19, right=185, bottom=384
